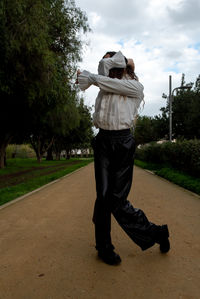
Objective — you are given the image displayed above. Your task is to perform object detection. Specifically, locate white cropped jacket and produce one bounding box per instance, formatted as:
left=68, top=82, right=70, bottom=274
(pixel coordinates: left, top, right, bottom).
left=78, top=51, right=144, bottom=130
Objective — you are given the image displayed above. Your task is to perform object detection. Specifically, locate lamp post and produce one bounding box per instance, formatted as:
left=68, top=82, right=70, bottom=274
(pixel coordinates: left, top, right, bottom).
left=165, top=75, right=192, bottom=142
left=169, top=75, right=172, bottom=142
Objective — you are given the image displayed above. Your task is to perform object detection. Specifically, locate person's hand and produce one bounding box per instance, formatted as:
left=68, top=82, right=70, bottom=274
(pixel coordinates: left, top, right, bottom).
left=127, top=58, right=135, bottom=70
left=103, top=53, right=111, bottom=58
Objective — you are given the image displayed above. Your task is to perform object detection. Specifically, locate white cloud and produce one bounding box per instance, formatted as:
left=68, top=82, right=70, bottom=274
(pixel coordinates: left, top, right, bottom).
left=89, top=12, right=101, bottom=27
left=167, top=0, right=200, bottom=25
left=76, top=0, right=200, bottom=116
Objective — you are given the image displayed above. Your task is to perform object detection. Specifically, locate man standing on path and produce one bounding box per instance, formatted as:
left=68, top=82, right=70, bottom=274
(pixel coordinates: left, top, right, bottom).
left=77, top=51, right=170, bottom=265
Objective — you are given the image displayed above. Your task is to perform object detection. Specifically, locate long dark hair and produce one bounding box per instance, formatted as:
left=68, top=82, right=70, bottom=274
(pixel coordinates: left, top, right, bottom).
left=126, top=64, right=138, bottom=81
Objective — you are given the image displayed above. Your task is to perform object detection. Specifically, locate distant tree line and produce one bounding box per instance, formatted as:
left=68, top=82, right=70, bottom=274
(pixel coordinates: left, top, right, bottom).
left=134, top=74, right=200, bottom=145
left=0, top=0, right=93, bottom=168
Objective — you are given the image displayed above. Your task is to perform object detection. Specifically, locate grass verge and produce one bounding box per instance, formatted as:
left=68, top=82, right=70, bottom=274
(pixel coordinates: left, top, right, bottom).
left=135, top=159, right=200, bottom=196
left=0, top=158, right=93, bottom=206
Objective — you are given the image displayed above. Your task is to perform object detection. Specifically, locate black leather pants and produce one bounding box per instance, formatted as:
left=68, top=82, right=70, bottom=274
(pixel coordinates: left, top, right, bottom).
left=92, top=129, right=161, bottom=251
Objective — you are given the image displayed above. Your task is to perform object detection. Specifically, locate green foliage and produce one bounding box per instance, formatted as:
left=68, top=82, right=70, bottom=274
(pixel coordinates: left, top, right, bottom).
left=135, top=74, right=200, bottom=146
left=134, top=115, right=168, bottom=145
left=134, top=116, right=154, bottom=145
left=135, top=159, right=200, bottom=195
left=135, top=139, right=200, bottom=177
left=172, top=90, right=200, bottom=139
left=159, top=74, right=200, bottom=140
left=0, top=0, right=90, bottom=167
left=134, top=159, right=159, bottom=171
left=69, top=98, right=94, bottom=147
left=6, top=144, right=36, bottom=158
left=155, top=168, right=200, bottom=195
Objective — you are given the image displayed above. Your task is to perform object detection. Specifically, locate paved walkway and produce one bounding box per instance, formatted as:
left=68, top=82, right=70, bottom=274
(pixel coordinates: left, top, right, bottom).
left=0, top=163, right=200, bottom=299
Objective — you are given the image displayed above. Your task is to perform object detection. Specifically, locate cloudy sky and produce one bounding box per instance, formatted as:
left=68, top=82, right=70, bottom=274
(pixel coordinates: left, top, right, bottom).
left=75, top=0, right=200, bottom=116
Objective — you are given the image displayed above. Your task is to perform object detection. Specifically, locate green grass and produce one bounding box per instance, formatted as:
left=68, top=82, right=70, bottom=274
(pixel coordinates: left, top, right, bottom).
left=0, top=158, right=93, bottom=206
left=135, top=159, right=200, bottom=196
left=134, top=160, right=161, bottom=171
left=0, top=158, right=76, bottom=175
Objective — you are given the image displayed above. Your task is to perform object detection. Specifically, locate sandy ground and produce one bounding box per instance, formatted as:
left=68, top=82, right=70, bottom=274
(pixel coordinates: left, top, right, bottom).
left=0, top=163, right=200, bottom=299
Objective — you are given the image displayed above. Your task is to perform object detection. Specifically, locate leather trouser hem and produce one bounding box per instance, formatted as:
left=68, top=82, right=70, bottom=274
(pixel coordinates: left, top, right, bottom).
left=140, top=241, right=156, bottom=251
left=95, top=243, right=115, bottom=252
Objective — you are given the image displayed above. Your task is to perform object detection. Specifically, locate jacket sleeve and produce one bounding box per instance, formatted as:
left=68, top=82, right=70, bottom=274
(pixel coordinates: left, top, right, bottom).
left=88, top=73, right=144, bottom=99
left=78, top=51, right=126, bottom=91
left=78, top=70, right=98, bottom=91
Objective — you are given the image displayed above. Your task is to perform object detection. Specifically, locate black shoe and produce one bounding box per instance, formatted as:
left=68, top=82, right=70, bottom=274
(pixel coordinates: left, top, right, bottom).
left=159, top=238, right=170, bottom=253
left=98, top=249, right=121, bottom=265
left=156, top=225, right=170, bottom=253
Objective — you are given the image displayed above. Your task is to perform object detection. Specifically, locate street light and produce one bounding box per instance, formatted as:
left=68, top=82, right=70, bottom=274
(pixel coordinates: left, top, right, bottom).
left=168, top=76, right=192, bottom=142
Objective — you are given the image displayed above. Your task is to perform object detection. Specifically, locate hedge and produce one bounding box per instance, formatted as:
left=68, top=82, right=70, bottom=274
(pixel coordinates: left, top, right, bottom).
left=135, top=139, right=200, bottom=177
left=6, top=144, right=36, bottom=159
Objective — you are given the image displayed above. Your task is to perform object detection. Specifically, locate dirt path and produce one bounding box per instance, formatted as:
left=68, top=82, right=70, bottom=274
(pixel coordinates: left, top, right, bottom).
left=0, top=163, right=200, bottom=299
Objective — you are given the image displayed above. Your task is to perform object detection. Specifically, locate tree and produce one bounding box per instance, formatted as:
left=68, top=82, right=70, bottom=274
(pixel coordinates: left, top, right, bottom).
left=72, top=98, right=94, bottom=148
left=0, top=0, right=49, bottom=167
left=152, top=114, right=168, bottom=140
left=0, top=0, right=90, bottom=167
left=29, top=75, right=80, bottom=162
left=158, top=74, right=200, bottom=140
left=172, top=89, right=200, bottom=139
left=62, top=98, right=94, bottom=158
left=47, top=90, right=81, bottom=161
left=180, top=73, right=186, bottom=87
left=194, top=74, right=200, bottom=93
left=134, top=116, right=155, bottom=145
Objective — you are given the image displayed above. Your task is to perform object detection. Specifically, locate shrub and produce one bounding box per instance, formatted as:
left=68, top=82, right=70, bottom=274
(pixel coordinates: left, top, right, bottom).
left=135, top=139, right=200, bottom=177
left=6, top=144, right=36, bottom=159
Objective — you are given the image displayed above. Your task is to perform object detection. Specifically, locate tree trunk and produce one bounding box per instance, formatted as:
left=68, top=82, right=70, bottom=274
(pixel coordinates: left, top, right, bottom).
left=46, top=146, right=53, bottom=160
left=36, top=152, right=42, bottom=163
left=0, top=136, right=12, bottom=168
left=30, top=136, right=55, bottom=163
left=66, top=149, right=71, bottom=160
left=36, top=141, right=42, bottom=163
left=55, top=152, right=61, bottom=160
left=0, top=146, right=6, bottom=168
left=4, top=152, right=7, bottom=166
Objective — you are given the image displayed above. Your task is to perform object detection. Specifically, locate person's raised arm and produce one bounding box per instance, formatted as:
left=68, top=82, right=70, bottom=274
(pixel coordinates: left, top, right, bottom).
left=78, top=71, right=144, bottom=99
left=77, top=70, right=98, bottom=91
left=87, top=73, right=144, bottom=99
left=77, top=51, right=127, bottom=91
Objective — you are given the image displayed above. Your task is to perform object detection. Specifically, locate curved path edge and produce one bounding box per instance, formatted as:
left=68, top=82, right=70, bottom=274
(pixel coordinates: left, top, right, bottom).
left=0, top=164, right=89, bottom=211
